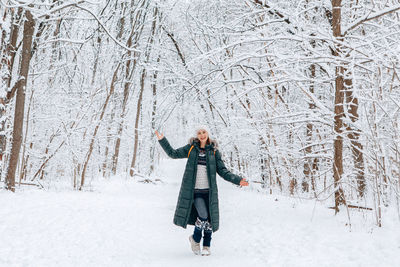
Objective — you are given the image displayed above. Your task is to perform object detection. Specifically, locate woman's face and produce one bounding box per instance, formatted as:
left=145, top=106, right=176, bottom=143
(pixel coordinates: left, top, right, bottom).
left=197, top=129, right=208, bottom=143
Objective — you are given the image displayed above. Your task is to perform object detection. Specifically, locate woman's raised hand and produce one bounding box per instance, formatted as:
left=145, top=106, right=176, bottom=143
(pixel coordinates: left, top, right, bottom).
left=240, top=179, right=249, bottom=186
left=155, top=130, right=164, bottom=140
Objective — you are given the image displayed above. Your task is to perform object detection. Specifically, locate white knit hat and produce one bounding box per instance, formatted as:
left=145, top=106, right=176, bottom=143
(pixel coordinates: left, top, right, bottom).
left=194, top=124, right=210, bottom=136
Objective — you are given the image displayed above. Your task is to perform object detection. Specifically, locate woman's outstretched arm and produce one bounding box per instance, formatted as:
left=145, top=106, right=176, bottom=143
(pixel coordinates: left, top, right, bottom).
left=156, top=131, right=191, bottom=159
left=215, top=150, right=248, bottom=186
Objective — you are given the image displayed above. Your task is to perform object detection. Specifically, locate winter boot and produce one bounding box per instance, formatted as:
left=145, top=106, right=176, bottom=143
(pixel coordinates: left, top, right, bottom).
left=189, top=235, right=201, bottom=255
left=193, top=217, right=205, bottom=243
left=203, top=221, right=213, bottom=248
left=202, top=246, right=211, bottom=256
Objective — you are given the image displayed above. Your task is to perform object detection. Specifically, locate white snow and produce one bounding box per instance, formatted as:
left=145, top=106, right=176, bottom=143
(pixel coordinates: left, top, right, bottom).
left=0, top=159, right=399, bottom=267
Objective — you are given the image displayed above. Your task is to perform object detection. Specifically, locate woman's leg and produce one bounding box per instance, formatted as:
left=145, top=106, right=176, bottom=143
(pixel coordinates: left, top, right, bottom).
left=194, top=196, right=209, bottom=220
left=203, top=224, right=212, bottom=247
left=193, top=195, right=209, bottom=243
left=193, top=193, right=212, bottom=247
left=202, top=192, right=212, bottom=247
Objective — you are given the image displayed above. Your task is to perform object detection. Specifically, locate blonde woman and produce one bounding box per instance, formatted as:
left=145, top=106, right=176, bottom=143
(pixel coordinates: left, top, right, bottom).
left=156, top=125, right=249, bottom=256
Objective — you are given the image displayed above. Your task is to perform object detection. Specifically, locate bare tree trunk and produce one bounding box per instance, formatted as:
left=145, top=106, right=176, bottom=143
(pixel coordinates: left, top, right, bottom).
left=149, top=56, right=160, bottom=174
left=303, top=62, right=317, bottom=195
left=79, top=63, right=121, bottom=190
left=344, top=77, right=365, bottom=197
left=102, top=98, right=115, bottom=178
left=130, top=68, right=145, bottom=176
left=111, top=2, right=147, bottom=175
left=99, top=3, right=131, bottom=178
left=0, top=8, right=22, bottom=167
left=19, top=89, right=34, bottom=183
left=38, top=131, right=58, bottom=180
left=6, top=10, right=35, bottom=192
left=303, top=1, right=317, bottom=194
left=111, top=47, right=138, bottom=175
left=129, top=7, right=158, bottom=177
left=0, top=98, right=6, bottom=164
left=48, top=14, right=62, bottom=87
left=332, top=0, right=346, bottom=212
left=3, top=8, right=22, bottom=89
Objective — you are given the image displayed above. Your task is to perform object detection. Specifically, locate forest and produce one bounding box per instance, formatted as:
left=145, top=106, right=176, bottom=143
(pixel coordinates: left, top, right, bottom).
left=1, top=0, right=400, bottom=228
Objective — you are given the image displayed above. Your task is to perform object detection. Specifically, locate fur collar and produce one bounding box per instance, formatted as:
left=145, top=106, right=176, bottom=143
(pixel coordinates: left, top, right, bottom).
left=188, top=137, right=218, bottom=151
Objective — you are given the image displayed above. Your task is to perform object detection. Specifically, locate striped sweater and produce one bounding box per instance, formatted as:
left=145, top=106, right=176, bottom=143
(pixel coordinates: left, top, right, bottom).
left=195, top=147, right=209, bottom=189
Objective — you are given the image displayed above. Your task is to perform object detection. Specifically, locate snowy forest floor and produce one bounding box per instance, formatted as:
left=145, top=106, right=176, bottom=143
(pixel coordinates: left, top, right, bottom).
left=1, top=159, right=400, bottom=267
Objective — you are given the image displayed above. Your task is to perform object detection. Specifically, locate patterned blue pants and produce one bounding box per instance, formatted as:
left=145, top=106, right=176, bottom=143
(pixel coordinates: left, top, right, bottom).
left=192, top=190, right=212, bottom=247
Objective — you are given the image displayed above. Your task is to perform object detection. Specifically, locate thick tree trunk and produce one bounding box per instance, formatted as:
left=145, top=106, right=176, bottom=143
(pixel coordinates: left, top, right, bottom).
left=0, top=8, right=22, bottom=166
left=6, top=10, right=35, bottom=192
left=332, top=0, right=346, bottom=212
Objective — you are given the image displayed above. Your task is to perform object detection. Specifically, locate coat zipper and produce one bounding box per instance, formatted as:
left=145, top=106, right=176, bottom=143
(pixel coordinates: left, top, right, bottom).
left=206, top=149, right=213, bottom=226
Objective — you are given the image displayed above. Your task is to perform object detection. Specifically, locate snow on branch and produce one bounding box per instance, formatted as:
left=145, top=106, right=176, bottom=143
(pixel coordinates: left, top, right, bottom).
left=251, top=0, right=291, bottom=24
left=343, top=4, right=400, bottom=36
left=74, top=4, right=142, bottom=53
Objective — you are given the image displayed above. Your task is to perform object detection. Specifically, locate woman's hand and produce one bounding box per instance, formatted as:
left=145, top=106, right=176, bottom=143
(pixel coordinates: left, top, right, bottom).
left=240, top=179, right=249, bottom=186
left=155, top=130, right=164, bottom=140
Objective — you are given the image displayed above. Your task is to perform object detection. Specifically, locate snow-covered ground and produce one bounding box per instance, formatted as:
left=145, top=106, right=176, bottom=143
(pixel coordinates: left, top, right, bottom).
left=1, top=159, right=399, bottom=267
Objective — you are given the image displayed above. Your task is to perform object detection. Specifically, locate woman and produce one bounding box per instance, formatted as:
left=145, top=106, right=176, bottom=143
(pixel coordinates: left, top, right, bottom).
left=155, top=125, right=249, bottom=256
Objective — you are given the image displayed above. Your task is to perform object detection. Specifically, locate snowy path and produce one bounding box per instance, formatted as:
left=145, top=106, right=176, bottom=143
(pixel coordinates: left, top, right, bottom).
left=1, top=159, right=399, bottom=267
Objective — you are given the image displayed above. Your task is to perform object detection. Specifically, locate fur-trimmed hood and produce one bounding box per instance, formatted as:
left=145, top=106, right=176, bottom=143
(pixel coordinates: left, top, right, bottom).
left=188, top=137, right=218, bottom=151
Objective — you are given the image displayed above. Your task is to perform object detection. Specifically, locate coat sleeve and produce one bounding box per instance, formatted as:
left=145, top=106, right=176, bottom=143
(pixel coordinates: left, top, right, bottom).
left=158, top=136, right=191, bottom=159
left=215, top=149, right=242, bottom=185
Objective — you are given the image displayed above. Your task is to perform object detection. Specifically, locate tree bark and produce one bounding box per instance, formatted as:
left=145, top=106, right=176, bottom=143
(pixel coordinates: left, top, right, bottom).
left=18, top=89, right=34, bottom=183
left=344, top=63, right=365, bottom=198
left=0, top=8, right=23, bottom=165
left=303, top=62, right=318, bottom=195
left=3, top=8, right=22, bottom=89
left=149, top=57, right=160, bottom=174
left=6, top=10, right=35, bottom=192
left=102, top=98, right=115, bottom=178
left=130, top=68, right=145, bottom=176
left=332, top=0, right=346, bottom=212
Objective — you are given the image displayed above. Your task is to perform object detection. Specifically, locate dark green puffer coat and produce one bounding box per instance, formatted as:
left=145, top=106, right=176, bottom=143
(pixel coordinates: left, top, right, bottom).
left=158, top=136, right=242, bottom=232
